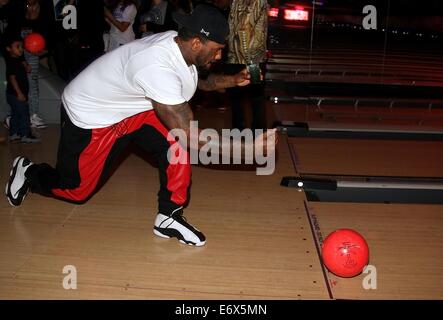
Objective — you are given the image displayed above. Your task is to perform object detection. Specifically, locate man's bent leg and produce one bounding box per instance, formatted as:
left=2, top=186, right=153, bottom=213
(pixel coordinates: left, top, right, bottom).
left=131, top=111, right=205, bottom=246
left=7, top=108, right=128, bottom=205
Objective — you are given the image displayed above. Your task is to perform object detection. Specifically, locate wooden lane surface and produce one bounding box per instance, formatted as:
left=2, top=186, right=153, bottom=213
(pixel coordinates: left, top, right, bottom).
left=0, top=125, right=329, bottom=299
left=306, top=202, right=443, bottom=299
left=288, top=137, right=443, bottom=178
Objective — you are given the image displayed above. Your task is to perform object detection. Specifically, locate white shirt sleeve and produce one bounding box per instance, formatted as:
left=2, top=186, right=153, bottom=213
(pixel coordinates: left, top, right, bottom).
left=134, top=66, right=187, bottom=106
left=121, top=4, right=137, bottom=23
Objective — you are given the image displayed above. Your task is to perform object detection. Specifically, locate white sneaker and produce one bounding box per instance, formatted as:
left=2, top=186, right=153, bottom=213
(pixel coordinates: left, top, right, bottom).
left=3, top=116, right=11, bottom=130
left=30, top=114, right=46, bottom=128
left=153, top=208, right=206, bottom=246
left=5, top=157, right=34, bottom=206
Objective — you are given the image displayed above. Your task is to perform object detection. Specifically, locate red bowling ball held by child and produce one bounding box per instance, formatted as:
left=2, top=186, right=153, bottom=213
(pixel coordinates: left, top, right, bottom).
left=24, top=33, right=46, bottom=54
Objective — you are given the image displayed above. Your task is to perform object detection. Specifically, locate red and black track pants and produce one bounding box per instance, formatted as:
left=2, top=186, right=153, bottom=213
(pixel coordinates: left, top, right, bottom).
left=26, top=106, right=191, bottom=214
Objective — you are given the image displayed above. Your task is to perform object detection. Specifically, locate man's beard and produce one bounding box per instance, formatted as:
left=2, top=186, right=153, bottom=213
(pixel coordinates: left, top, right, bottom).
left=195, top=58, right=211, bottom=77
left=196, top=65, right=211, bottom=78
left=196, top=54, right=214, bottom=70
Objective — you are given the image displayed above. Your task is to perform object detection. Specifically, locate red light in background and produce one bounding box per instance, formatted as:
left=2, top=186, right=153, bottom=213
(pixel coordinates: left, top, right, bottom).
left=284, top=9, right=309, bottom=21
left=268, top=7, right=279, bottom=17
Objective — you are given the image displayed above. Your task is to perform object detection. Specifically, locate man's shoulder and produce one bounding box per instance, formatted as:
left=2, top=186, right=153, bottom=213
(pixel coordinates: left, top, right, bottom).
left=125, top=32, right=180, bottom=76
left=138, top=31, right=177, bottom=49
left=132, top=32, right=178, bottom=61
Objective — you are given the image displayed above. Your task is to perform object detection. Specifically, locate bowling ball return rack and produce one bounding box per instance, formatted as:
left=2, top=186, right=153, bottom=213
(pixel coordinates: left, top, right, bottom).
left=281, top=175, right=443, bottom=204
left=277, top=121, right=443, bottom=204
left=275, top=121, right=443, bottom=141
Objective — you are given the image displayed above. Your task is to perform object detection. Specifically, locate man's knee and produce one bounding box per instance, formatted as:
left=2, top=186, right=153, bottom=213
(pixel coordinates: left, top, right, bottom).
left=52, top=183, right=96, bottom=203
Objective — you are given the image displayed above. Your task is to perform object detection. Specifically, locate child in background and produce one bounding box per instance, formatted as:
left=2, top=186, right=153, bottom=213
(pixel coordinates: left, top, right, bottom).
left=4, top=35, right=40, bottom=143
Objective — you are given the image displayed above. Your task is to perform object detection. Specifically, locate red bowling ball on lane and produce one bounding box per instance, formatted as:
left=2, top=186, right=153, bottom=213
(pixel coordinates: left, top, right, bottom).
left=321, top=229, right=369, bottom=278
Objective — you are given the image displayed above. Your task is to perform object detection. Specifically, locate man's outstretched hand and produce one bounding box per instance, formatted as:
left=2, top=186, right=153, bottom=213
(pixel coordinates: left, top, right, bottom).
left=233, top=68, right=264, bottom=87
left=233, top=68, right=251, bottom=87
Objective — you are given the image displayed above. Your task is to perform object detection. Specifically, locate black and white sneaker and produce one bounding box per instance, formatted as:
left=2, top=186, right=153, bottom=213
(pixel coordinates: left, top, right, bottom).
left=153, top=208, right=206, bottom=246
left=5, top=156, right=33, bottom=206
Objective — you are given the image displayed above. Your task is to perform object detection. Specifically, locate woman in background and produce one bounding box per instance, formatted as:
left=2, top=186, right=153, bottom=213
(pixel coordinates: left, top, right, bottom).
left=104, top=0, right=138, bottom=52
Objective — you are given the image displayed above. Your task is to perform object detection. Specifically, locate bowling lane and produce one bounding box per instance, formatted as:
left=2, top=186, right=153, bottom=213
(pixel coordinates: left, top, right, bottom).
left=305, top=202, right=443, bottom=299
left=288, top=137, right=443, bottom=178
left=0, top=125, right=330, bottom=299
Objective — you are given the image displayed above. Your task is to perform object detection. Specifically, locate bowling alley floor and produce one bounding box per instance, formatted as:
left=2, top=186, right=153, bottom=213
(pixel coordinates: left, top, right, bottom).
left=0, top=104, right=442, bottom=300
left=0, top=115, right=329, bottom=300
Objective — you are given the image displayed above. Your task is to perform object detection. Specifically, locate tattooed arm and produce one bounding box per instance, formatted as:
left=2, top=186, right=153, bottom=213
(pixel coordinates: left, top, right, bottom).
left=152, top=100, right=248, bottom=156
left=152, top=100, right=277, bottom=160
left=152, top=101, right=194, bottom=133
left=152, top=100, right=213, bottom=150
left=197, top=68, right=251, bottom=91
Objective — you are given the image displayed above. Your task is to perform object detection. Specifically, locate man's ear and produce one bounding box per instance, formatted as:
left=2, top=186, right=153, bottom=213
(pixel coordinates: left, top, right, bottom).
left=190, top=37, right=202, bottom=52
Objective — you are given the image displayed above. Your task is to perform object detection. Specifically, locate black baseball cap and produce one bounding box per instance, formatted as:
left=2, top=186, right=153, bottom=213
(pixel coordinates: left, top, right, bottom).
left=172, top=4, right=229, bottom=44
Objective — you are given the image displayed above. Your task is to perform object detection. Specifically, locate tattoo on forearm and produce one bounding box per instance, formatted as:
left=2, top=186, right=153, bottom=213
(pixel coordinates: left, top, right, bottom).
left=152, top=100, right=250, bottom=161
left=198, top=74, right=234, bottom=91
left=204, top=75, right=217, bottom=91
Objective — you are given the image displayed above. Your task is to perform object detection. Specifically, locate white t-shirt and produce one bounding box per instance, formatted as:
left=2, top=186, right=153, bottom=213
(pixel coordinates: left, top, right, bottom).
left=62, top=31, right=198, bottom=129
left=108, top=3, right=137, bottom=51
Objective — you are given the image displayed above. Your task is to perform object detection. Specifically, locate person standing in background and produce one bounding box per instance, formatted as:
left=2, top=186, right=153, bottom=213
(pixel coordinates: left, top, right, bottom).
left=1, top=0, right=22, bottom=131
left=4, top=34, right=40, bottom=143
left=20, top=0, right=49, bottom=129
left=104, top=0, right=138, bottom=52
left=226, top=0, right=268, bottom=131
